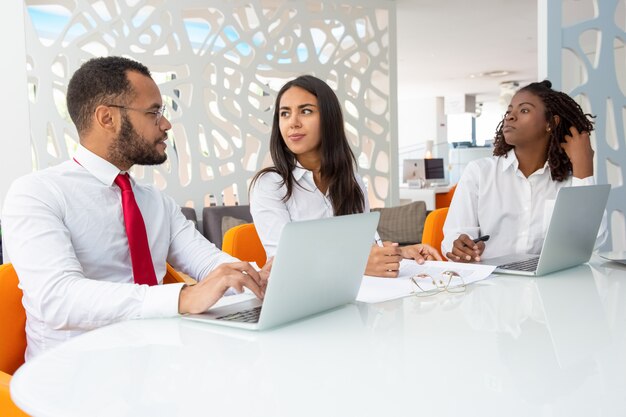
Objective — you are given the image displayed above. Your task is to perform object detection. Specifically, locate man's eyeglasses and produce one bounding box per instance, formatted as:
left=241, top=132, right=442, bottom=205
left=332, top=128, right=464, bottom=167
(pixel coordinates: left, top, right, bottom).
left=410, top=270, right=465, bottom=297
left=107, top=104, right=167, bottom=126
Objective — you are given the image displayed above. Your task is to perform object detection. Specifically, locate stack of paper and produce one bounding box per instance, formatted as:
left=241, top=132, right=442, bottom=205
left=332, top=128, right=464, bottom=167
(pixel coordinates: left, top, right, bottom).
left=356, top=260, right=496, bottom=303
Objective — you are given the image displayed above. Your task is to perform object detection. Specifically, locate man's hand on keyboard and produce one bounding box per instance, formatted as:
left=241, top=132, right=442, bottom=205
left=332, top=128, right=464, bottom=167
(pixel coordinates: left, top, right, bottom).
left=178, top=262, right=265, bottom=315
left=259, top=257, right=273, bottom=290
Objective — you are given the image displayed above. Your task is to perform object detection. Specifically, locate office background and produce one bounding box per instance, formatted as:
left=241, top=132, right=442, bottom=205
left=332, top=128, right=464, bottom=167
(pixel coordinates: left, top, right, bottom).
left=0, top=0, right=624, bottom=251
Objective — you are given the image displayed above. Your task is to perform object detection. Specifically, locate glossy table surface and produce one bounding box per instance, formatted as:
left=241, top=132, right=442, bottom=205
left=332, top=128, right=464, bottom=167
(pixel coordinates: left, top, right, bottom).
left=11, top=256, right=626, bottom=417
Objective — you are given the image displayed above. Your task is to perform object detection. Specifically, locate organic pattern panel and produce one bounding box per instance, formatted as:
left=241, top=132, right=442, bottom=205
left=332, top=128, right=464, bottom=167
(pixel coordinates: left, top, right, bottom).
left=24, top=0, right=395, bottom=211
left=558, top=0, right=626, bottom=250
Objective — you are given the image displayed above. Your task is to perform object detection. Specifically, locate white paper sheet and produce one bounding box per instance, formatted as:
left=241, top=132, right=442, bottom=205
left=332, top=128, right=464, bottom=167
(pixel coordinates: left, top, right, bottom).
left=356, top=260, right=496, bottom=303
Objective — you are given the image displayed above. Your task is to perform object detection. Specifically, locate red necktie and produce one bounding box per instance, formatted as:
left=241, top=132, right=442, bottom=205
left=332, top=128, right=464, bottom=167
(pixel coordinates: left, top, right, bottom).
left=114, top=173, right=158, bottom=286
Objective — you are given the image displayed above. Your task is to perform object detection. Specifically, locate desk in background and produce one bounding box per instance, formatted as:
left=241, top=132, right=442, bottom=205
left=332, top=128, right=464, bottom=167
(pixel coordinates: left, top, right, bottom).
left=399, top=184, right=452, bottom=210
left=11, top=256, right=626, bottom=417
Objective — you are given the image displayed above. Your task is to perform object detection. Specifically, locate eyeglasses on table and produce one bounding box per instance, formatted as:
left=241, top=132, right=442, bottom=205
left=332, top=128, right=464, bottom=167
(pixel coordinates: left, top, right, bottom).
left=410, top=270, right=465, bottom=297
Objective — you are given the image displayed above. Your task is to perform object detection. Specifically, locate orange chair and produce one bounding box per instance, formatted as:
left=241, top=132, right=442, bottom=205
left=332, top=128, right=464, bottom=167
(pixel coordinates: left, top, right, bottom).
left=222, top=223, right=267, bottom=267
left=435, top=184, right=457, bottom=209
left=0, top=263, right=29, bottom=417
left=0, top=370, right=26, bottom=417
left=421, top=207, right=449, bottom=259
left=162, top=263, right=187, bottom=284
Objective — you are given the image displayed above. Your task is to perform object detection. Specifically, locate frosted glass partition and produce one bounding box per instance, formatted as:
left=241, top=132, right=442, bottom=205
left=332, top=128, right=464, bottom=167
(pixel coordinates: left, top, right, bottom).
left=23, top=0, right=398, bottom=211
left=544, top=0, right=626, bottom=251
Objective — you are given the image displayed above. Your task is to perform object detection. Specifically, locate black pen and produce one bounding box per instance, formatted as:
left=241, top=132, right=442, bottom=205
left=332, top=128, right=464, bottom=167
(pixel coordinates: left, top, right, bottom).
left=473, top=235, right=490, bottom=243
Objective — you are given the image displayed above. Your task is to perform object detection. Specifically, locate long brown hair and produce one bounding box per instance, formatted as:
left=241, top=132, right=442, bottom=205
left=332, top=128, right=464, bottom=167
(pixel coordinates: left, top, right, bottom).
left=493, top=80, right=595, bottom=181
left=251, top=75, right=364, bottom=215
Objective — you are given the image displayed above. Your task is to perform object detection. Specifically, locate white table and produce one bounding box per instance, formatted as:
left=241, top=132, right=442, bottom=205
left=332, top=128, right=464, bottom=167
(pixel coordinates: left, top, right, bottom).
left=11, top=256, right=626, bottom=417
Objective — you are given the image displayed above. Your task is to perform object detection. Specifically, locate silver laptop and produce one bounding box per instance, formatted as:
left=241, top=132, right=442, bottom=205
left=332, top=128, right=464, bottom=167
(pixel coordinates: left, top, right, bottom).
left=481, top=184, right=610, bottom=276
left=183, top=212, right=379, bottom=330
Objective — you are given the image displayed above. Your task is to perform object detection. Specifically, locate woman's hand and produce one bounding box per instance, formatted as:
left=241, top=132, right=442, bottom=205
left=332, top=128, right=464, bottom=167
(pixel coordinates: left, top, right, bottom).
left=561, top=126, right=594, bottom=179
left=366, top=242, right=403, bottom=278
left=445, top=234, right=485, bottom=263
left=399, top=244, right=443, bottom=263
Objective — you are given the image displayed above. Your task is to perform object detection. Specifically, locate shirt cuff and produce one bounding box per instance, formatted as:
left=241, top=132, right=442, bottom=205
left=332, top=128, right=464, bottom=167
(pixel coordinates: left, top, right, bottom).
left=141, top=283, right=186, bottom=318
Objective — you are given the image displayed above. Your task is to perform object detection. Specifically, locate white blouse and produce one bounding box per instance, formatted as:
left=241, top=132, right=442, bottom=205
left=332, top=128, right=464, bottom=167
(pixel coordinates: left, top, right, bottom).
left=442, top=149, right=607, bottom=259
left=250, top=165, right=370, bottom=257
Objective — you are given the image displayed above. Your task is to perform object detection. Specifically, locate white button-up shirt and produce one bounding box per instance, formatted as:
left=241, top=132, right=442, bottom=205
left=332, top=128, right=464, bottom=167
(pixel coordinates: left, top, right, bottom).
left=442, top=149, right=607, bottom=259
left=250, top=165, right=370, bottom=257
left=2, top=145, right=237, bottom=360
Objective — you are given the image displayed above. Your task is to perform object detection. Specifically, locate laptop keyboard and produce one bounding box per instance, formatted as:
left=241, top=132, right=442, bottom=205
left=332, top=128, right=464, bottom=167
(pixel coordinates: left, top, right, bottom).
left=217, top=306, right=262, bottom=323
left=499, top=257, right=539, bottom=272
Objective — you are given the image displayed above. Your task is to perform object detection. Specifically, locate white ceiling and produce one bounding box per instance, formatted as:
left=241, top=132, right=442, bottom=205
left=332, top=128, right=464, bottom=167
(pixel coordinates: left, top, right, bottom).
left=394, top=0, right=610, bottom=104
left=395, top=0, right=539, bottom=103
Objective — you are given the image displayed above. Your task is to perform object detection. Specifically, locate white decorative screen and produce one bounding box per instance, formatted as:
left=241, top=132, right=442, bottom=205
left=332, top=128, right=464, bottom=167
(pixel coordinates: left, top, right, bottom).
left=24, top=0, right=396, bottom=213
left=553, top=0, right=626, bottom=251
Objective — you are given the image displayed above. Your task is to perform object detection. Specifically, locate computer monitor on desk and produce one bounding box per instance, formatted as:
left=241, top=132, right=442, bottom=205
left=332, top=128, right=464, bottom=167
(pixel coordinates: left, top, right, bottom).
left=403, top=158, right=447, bottom=187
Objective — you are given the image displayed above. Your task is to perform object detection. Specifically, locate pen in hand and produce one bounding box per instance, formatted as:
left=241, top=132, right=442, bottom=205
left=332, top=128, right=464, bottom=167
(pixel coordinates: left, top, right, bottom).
left=472, top=235, right=490, bottom=244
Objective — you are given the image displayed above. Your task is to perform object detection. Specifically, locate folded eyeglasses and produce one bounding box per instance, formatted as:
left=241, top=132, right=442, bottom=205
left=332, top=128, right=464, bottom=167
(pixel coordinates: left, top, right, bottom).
left=410, top=270, right=465, bottom=297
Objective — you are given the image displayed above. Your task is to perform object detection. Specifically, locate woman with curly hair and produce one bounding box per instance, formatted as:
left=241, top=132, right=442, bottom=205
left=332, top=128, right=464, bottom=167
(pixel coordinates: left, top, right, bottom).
left=442, top=80, right=606, bottom=262
left=250, top=75, right=441, bottom=277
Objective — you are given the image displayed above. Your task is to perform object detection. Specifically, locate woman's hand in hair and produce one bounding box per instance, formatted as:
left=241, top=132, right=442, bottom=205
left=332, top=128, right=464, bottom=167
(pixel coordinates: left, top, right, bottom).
left=561, top=126, right=594, bottom=179
left=399, top=244, right=443, bottom=264
left=366, top=242, right=403, bottom=278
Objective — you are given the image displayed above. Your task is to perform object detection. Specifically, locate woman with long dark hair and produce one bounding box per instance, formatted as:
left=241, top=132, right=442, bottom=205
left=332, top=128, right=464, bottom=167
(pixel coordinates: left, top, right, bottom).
left=442, top=80, right=606, bottom=262
left=250, top=75, right=441, bottom=277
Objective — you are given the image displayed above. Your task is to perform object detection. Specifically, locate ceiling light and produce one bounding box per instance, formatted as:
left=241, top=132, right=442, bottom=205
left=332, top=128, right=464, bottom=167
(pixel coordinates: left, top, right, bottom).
left=468, top=70, right=511, bottom=79
left=483, top=70, right=510, bottom=77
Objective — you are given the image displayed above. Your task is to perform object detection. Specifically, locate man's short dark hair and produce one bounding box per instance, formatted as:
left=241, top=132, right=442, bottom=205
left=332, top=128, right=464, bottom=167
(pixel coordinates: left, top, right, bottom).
left=66, top=56, right=151, bottom=135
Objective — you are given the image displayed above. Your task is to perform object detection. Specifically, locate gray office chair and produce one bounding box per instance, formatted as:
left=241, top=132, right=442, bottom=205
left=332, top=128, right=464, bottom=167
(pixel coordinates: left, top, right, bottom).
left=202, top=205, right=252, bottom=249
left=371, top=201, right=427, bottom=245
left=180, top=207, right=199, bottom=231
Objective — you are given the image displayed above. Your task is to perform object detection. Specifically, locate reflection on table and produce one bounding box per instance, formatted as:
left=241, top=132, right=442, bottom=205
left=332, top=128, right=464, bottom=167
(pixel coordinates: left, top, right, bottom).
left=10, top=256, right=626, bottom=417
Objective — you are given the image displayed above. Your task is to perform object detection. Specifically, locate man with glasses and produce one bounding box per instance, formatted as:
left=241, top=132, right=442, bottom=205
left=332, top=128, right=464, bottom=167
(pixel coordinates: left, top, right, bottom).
left=2, top=56, right=267, bottom=360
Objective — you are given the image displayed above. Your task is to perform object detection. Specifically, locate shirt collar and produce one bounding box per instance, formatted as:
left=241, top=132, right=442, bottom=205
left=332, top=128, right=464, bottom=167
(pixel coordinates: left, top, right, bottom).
left=292, top=162, right=309, bottom=181
left=501, top=148, right=550, bottom=175
left=73, top=145, right=127, bottom=186
left=501, top=149, right=519, bottom=172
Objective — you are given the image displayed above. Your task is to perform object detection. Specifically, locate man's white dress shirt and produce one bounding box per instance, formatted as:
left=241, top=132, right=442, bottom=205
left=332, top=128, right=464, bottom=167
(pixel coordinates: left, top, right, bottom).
left=250, top=165, right=369, bottom=258
left=2, top=145, right=237, bottom=360
left=442, top=149, right=607, bottom=259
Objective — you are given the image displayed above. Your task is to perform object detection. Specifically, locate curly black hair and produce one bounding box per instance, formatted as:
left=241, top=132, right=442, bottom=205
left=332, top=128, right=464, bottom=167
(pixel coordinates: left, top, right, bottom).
left=493, top=80, right=595, bottom=181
